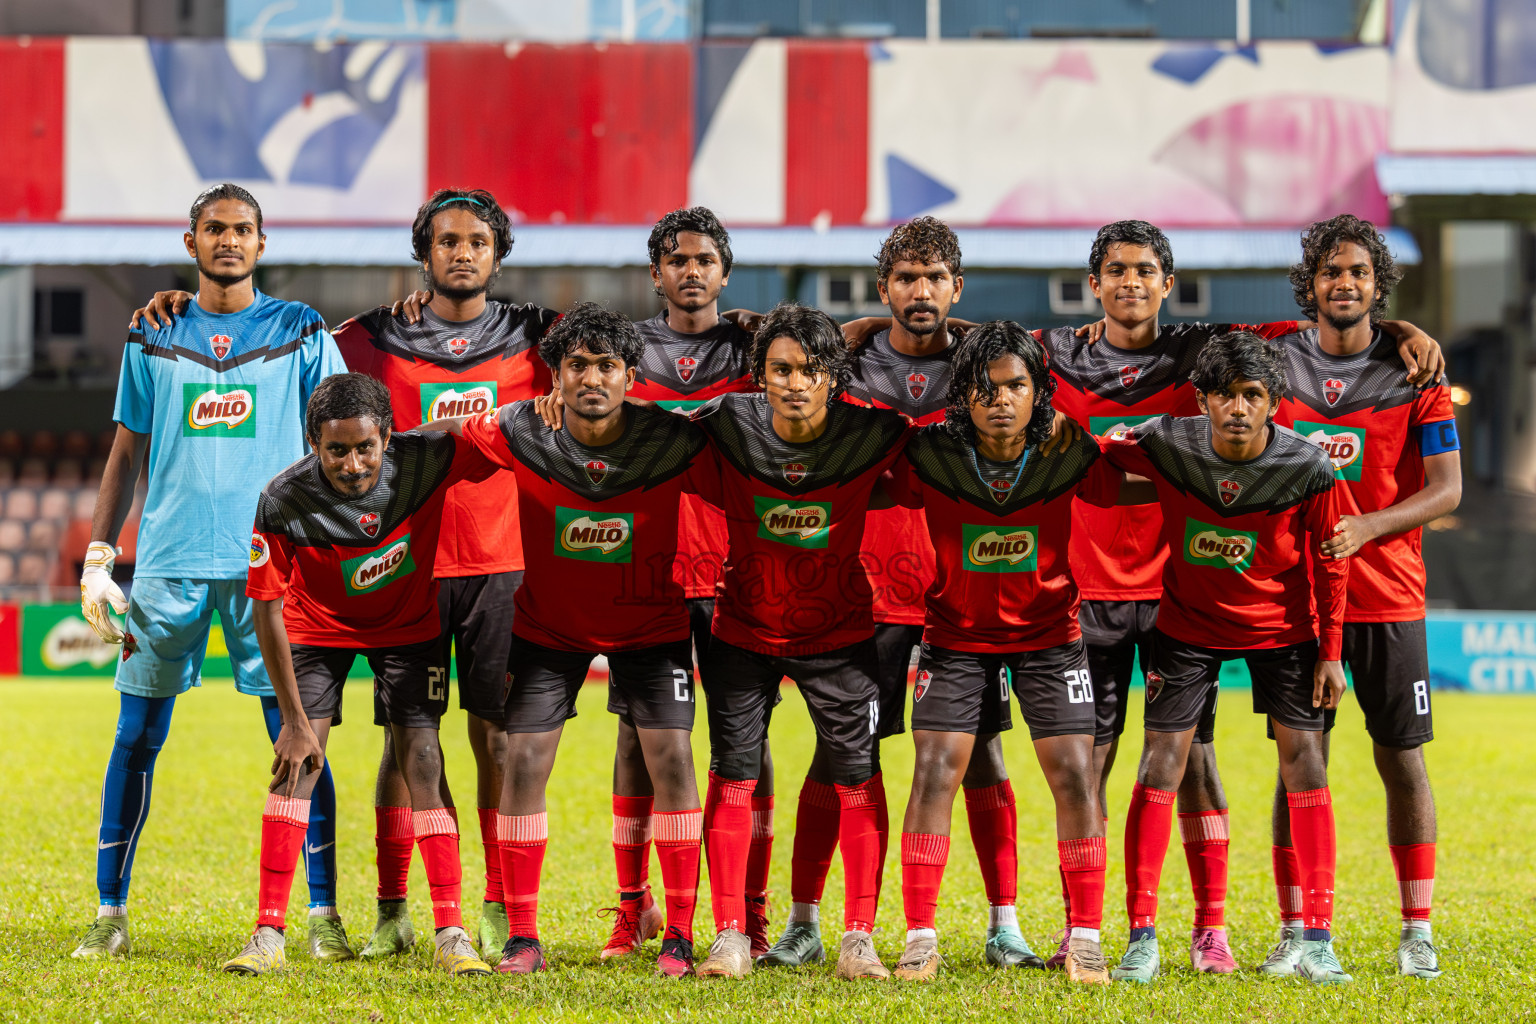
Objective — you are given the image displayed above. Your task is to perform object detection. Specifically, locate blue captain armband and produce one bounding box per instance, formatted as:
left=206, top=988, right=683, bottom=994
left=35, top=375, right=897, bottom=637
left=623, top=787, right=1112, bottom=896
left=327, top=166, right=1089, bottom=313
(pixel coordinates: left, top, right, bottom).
left=1417, top=419, right=1460, bottom=456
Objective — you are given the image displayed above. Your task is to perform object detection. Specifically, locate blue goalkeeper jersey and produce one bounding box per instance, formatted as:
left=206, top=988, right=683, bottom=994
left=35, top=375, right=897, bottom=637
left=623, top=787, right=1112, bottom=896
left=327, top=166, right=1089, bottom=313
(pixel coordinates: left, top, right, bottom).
left=112, top=289, right=346, bottom=579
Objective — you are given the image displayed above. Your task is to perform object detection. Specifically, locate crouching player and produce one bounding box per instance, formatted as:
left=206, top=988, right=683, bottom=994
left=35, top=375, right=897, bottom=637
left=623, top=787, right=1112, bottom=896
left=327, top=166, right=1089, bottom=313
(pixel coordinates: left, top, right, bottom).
left=884, top=321, right=1129, bottom=984
left=432, top=304, right=715, bottom=976
left=223, top=373, right=494, bottom=977
left=1100, top=332, right=1351, bottom=984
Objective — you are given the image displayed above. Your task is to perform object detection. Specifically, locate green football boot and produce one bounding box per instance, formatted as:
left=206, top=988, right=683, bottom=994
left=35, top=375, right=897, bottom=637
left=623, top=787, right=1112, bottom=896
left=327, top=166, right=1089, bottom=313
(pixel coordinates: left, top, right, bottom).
left=756, top=920, right=825, bottom=967
left=477, top=902, right=509, bottom=965
left=72, top=914, right=131, bottom=959
left=360, top=901, right=417, bottom=958
left=1296, top=937, right=1353, bottom=985
left=1257, top=924, right=1305, bottom=976
left=1397, top=929, right=1442, bottom=979
left=1111, top=933, right=1161, bottom=984
left=985, top=925, right=1046, bottom=968
left=307, top=914, right=356, bottom=962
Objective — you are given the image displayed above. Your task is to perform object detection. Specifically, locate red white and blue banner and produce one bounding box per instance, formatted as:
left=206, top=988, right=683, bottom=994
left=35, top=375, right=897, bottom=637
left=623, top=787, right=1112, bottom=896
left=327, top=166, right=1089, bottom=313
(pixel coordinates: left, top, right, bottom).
left=1, top=5, right=1533, bottom=229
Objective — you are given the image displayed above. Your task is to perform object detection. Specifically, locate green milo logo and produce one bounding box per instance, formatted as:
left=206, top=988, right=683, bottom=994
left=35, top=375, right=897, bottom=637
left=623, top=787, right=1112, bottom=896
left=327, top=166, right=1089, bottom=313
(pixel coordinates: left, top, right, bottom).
left=1294, top=419, right=1366, bottom=481
left=420, top=381, right=497, bottom=423
left=1183, top=518, right=1258, bottom=573
left=555, top=506, right=634, bottom=563
left=961, top=523, right=1038, bottom=573
left=341, top=535, right=416, bottom=595
left=1089, top=413, right=1157, bottom=437
left=182, top=383, right=257, bottom=437
left=755, top=497, right=831, bottom=549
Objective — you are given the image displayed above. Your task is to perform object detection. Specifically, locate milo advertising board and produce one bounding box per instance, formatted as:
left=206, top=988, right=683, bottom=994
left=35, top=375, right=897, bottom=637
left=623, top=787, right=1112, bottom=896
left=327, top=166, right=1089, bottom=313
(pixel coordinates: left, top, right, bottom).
left=21, top=604, right=233, bottom=678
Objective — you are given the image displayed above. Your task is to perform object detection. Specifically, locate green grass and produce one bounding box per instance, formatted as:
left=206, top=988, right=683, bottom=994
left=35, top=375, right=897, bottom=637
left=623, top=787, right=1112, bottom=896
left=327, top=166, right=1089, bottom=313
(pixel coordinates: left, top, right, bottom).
left=3, top=680, right=1532, bottom=1022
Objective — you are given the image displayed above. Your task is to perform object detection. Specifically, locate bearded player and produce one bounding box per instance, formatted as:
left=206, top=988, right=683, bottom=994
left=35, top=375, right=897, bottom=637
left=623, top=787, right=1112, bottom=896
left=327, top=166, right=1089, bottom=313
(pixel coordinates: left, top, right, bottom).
left=224, top=373, right=495, bottom=977
left=885, top=321, right=1139, bottom=985
left=332, top=189, right=556, bottom=960
left=433, top=303, right=715, bottom=976
left=765, top=218, right=1040, bottom=970
left=690, top=304, right=907, bottom=980
left=73, top=185, right=348, bottom=961
left=1263, top=215, right=1460, bottom=979
left=1044, top=219, right=1441, bottom=973
left=1099, top=332, right=1351, bottom=985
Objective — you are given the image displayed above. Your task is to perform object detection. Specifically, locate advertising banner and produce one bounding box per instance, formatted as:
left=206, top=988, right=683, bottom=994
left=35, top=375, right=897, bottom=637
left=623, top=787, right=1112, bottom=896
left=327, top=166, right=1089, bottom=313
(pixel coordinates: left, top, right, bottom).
left=18, top=603, right=232, bottom=679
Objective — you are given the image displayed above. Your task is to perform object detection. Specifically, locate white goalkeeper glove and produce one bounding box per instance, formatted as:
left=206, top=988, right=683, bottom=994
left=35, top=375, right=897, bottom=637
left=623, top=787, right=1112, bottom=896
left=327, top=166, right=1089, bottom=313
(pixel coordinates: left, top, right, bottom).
left=81, top=541, right=129, bottom=644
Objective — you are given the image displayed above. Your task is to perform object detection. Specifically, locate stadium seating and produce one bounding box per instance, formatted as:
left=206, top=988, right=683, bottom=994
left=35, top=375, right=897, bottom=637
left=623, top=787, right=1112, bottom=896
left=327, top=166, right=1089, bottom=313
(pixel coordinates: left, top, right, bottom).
left=0, top=429, right=139, bottom=601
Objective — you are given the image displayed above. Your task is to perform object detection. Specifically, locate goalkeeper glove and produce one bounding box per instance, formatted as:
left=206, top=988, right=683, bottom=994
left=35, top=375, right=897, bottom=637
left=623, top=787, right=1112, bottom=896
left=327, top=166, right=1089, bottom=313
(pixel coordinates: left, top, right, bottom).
left=81, top=541, right=128, bottom=644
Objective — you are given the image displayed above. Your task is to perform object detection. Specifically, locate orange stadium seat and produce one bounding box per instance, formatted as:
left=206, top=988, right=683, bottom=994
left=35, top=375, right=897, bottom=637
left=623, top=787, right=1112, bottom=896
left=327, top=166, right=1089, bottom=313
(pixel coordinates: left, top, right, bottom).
left=4, top=489, right=37, bottom=521
left=0, top=520, right=23, bottom=552
left=39, top=488, right=72, bottom=521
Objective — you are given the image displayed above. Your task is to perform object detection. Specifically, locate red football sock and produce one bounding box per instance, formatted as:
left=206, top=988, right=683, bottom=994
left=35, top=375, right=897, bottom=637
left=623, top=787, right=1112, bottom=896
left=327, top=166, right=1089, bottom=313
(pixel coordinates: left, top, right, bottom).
left=789, top=778, right=841, bottom=906
left=747, top=795, right=774, bottom=898
left=374, top=805, right=413, bottom=901
left=1287, top=788, right=1337, bottom=934
left=257, top=794, right=310, bottom=930
left=1271, top=844, right=1303, bottom=922
left=414, top=808, right=463, bottom=930
left=477, top=807, right=503, bottom=905
left=654, top=808, right=703, bottom=941
left=901, top=832, right=949, bottom=931
left=611, top=794, right=653, bottom=895
left=1389, top=843, right=1436, bottom=923
left=703, top=773, right=755, bottom=931
left=1124, top=783, right=1176, bottom=930
left=1179, top=809, right=1230, bottom=929
left=1059, top=836, right=1107, bottom=931
left=836, top=775, right=885, bottom=933
left=497, top=811, right=548, bottom=939
left=964, top=781, right=1017, bottom=907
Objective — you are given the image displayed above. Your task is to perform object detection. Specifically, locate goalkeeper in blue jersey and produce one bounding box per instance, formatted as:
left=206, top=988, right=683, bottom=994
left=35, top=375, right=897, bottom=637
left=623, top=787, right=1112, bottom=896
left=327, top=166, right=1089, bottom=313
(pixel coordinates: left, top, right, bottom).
left=72, top=185, right=349, bottom=961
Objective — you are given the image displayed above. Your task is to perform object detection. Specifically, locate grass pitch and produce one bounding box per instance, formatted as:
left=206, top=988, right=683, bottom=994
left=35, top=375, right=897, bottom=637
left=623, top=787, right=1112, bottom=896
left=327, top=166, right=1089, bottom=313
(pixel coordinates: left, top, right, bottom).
left=3, top=679, right=1531, bottom=1022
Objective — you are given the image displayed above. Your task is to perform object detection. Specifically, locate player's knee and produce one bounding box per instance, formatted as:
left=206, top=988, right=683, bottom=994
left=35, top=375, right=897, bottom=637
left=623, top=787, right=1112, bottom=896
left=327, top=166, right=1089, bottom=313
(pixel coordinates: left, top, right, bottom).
left=614, top=719, right=645, bottom=763
left=112, top=695, right=173, bottom=771
left=1373, top=742, right=1429, bottom=790
left=1137, top=733, right=1187, bottom=790
left=961, top=734, right=1008, bottom=788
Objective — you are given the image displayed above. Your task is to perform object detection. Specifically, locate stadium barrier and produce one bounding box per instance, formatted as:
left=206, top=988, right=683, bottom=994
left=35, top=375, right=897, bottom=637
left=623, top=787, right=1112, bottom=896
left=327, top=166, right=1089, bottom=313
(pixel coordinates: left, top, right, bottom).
left=5, top=603, right=1536, bottom=691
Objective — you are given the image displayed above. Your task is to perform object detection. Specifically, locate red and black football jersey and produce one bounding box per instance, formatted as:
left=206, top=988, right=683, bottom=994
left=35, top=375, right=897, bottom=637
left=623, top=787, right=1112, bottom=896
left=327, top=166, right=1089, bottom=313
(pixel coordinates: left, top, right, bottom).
left=889, top=426, right=1119, bottom=653
left=692, top=392, right=909, bottom=657
left=629, top=312, right=756, bottom=600
left=841, top=329, right=950, bottom=627
left=461, top=400, right=713, bottom=653
left=1042, top=321, right=1299, bottom=602
left=333, top=302, right=557, bottom=578
left=1273, top=327, right=1460, bottom=622
left=1100, top=415, right=1347, bottom=659
left=246, top=431, right=489, bottom=649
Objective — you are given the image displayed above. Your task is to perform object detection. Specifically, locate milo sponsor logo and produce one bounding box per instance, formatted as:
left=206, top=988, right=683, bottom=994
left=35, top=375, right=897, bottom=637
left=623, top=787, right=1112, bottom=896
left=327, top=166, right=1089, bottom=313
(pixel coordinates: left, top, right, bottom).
left=1088, top=413, right=1157, bottom=437
left=42, top=615, right=117, bottom=671
left=421, top=381, right=497, bottom=422
left=755, top=496, right=831, bottom=549
left=554, top=506, right=634, bottom=563
left=182, top=383, right=257, bottom=437
left=1183, top=518, right=1258, bottom=572
left=962, top=523, right=1038, bottom=573
left=1294, top=419, right=1366, bottom=481
left=341, top=535, right=416, bottom=595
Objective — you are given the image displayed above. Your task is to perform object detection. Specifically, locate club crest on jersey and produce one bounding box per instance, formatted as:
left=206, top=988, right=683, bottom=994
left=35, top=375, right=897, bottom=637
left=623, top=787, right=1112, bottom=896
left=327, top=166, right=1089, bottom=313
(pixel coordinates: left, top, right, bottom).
left=585, top=460, right=609, bottom=486
left=914, top=669, right=932, bottom=702
left=1119, top=365, right=1141, bottom=388
left=675, top=355, right=698, bottom=383
left=358, top=512, right=380, bottom=538
left=987, top=478, right=1014, bottom=503
left=1323, top=378, right=1346, bottom=406
left=209, top=334, right=232, bottom=359
left=446, top=336, right=471, bottom=357
left=1218, top=479, right=1242, bottom=506
left=906, top=372, right=929, bottom=400
left=782, top=462, right=808, bottom=486
left=248, top=532, right=269, bottom=568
